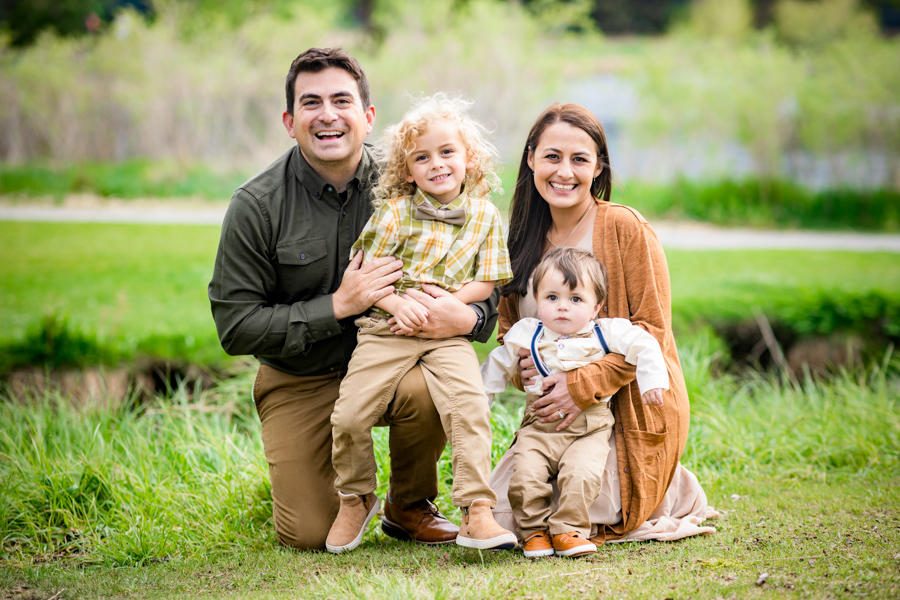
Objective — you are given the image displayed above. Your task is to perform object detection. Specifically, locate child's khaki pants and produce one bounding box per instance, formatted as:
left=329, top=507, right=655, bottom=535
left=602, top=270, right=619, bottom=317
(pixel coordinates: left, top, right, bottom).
left=509, top=398, right=615, bottom=538
left=331, top=314, right=496, bottom=508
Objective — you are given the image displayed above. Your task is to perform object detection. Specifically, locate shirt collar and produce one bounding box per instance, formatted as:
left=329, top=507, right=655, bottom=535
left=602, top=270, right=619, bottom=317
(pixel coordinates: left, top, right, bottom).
left=540, top=321, right=596, bottom=341
left=412, top=186, right=468, bottom=211
left=291, top=144, right=377, bottom=196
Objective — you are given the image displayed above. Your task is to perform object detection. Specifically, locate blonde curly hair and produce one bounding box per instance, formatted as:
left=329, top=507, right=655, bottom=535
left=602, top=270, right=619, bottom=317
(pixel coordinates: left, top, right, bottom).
left=374, top=93, right=501, bottom=204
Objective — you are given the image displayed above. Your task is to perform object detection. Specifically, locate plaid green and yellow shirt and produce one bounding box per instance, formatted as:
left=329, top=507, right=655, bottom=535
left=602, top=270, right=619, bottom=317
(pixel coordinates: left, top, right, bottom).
left=351, top=188, right=512, bottom=297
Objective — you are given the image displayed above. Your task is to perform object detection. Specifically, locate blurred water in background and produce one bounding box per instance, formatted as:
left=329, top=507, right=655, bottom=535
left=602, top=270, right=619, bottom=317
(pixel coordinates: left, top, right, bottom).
left=568, top=75, right=894, bottom=189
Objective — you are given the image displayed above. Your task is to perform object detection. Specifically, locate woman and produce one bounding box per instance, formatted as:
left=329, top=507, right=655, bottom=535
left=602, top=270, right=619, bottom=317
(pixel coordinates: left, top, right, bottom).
left=490, top=103, right=716, bottom=543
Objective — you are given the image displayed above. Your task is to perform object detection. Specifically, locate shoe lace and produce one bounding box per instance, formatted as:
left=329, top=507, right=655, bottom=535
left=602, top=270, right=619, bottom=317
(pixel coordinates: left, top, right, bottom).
left=422, top=499, right=441, bottom=516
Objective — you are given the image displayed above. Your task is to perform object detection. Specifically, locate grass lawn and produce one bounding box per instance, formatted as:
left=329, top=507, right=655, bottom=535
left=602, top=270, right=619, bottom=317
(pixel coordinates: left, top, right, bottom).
left=3, top=220, right=899, bottom=368
left=1, top=220, right=898, bottom=598
left=1, top=354, right=898, bottom=598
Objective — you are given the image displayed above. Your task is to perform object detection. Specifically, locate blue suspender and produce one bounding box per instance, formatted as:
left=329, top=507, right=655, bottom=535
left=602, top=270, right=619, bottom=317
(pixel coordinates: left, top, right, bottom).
left=530, top=321, right=610, bottom=377
left=531, top=322, right=551, bottom=377
left=593, top=323, right=610, bottom=354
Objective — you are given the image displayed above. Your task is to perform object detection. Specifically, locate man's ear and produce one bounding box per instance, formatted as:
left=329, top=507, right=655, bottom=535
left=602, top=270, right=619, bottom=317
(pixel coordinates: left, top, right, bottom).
left=282, top=111, right=296, bottom=139
left=365, top=105, right=375, bottom=135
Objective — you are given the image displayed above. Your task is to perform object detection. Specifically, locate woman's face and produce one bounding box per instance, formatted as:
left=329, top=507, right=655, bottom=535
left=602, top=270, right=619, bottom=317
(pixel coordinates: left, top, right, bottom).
left=527, top=121, right=602, bottom=213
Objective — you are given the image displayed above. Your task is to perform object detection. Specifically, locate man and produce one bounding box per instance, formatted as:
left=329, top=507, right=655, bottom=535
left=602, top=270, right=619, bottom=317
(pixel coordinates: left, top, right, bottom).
left=208, top=47, right=498, bottom=551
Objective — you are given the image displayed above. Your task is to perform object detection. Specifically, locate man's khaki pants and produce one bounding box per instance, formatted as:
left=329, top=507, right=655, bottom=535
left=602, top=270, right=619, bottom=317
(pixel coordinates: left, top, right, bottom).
left=509, top=398, right=615, bottom=539
left=253, top=361, right=447, bottom=551
left=331, top=316, right=496, bottom=508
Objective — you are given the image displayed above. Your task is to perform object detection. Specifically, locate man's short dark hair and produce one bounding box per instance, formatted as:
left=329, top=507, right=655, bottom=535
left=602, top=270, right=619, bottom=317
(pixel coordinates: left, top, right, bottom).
left=285, top=47, right=371, bottom=113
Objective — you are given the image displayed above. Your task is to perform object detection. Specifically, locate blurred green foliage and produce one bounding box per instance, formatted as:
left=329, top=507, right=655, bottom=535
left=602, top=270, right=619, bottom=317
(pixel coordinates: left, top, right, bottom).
left=0, top=160, right=251, bottom=200
left=630, top=0, right=900, bottom=188
left=623, top=178, right=900, bottom=231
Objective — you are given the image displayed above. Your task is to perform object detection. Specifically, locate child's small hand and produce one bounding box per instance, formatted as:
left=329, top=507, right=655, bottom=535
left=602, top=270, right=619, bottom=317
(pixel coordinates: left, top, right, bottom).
left=641, top=388, right=664, bottom=407
left=393, top=298, right=429, bottom=335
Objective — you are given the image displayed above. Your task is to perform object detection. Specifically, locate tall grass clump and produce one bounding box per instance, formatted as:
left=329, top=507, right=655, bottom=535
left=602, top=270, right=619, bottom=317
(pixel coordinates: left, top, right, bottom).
left=682, top=349, right=900, bottom=485
left=0, top=371, right=271, bottom=565
left=0, top=368, right=525, bottom=565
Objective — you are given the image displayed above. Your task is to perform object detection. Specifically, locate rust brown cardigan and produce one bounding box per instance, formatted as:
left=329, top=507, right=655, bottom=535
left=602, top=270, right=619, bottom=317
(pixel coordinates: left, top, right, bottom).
left=497, top=199, right=690, bottom=543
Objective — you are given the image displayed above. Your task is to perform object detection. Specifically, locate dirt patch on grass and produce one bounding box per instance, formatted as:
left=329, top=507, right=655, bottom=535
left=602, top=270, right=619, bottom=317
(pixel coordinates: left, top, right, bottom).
left=5, top=361, right=222, bottom=407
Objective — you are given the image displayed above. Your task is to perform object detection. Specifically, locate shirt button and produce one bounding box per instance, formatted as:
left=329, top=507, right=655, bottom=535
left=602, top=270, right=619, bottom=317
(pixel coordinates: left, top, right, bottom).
left=326, top=185, right=333, bottom=192
left=623, top=467, right=630, bottom=473
left=342, top=210, right=347, bottom=216
left=603, top=306, right=608, bottom=312
left=326, top=330, right=332, bottom=336
left=300, top=253, right=306, bottom=260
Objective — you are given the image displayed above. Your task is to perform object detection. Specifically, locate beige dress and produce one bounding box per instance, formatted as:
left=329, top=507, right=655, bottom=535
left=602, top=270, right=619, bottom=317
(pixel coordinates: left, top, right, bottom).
left=489, top=217, right=718, bottom=542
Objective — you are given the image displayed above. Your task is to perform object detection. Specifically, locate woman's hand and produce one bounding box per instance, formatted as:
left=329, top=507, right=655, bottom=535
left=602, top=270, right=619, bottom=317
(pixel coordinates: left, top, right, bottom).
left=532, top=372, right=582, bottom=431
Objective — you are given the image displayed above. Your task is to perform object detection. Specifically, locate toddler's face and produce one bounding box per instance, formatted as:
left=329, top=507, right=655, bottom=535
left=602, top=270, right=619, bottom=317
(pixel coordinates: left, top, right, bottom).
left=535, top=267, right=602, bottom=336
left=405, top=118, right=474, bottom=205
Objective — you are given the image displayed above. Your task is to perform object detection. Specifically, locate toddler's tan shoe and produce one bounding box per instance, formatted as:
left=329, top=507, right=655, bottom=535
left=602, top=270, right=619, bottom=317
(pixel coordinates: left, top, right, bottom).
left=523, top=531, right=554, bottom=558
left=551, top=531, right=596, bottom=557
left=325, top=492, right=380, bottom=554
left=456, top=499, right=517, bottom=550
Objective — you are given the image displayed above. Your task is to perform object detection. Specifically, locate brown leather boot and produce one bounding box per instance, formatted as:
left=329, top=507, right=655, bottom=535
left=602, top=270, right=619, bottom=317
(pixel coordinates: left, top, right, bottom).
left=382, top=497, right=458, bottom=544
left=456, top=499, right=517, bottom=550
left=325, top=492, right=380, bottom=554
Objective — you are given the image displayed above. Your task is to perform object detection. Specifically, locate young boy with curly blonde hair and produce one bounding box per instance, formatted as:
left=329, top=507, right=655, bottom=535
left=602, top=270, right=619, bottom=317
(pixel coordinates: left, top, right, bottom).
left=326, top=94, right=517, bottom=554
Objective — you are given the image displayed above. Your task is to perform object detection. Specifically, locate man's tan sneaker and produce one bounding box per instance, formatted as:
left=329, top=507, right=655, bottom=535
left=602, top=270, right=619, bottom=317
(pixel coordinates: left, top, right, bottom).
left=325, top=492, right=380, bottom=554
left=456, top=499, right=517, bottom=550
left=551, top=531, right=596, bottom=557
left=523, top=531, right=554, bottom=558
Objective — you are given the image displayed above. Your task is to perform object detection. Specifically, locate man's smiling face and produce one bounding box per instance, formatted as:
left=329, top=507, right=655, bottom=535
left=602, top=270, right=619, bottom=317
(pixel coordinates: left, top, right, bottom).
left=283, top=67, right=375, bottom=174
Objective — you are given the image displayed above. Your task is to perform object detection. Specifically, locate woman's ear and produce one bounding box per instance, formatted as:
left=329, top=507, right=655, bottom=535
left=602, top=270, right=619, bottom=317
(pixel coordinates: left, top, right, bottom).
left=526, top=145, right=535, bottom=170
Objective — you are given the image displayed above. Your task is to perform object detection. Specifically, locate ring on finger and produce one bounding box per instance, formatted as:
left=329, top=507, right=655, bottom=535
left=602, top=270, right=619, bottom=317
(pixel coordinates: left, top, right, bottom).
left=557, top=409, right=565, bottom=419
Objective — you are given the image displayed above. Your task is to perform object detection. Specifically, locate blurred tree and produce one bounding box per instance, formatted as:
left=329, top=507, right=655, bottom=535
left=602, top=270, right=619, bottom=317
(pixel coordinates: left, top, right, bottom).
left=0, top=0, right=151, bottom=47
left=774, top=0, right=879, bottom=46
left=590, top=0, right=683, bottom=33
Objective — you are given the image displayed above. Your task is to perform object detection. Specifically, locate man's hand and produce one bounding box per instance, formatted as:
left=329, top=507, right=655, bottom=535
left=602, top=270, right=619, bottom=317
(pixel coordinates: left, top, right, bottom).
left=389, top=284, right=476, bottom=338
left=641, top=387, right=664, bottom=407
left=517, top=347, right=538, bottom=388
left=332, top=252, right=403, bottom=321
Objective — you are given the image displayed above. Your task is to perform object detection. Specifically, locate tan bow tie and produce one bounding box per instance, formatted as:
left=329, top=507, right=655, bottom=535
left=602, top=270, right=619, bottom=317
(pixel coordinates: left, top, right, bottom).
left=414, top=200, right=466, bottom=226
left=558, top=332, right=595, bottom=340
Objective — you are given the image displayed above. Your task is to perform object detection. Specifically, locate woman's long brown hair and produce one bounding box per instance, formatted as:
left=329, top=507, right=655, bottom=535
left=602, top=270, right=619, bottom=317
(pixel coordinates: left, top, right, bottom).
left=501, top=103, right=612, bottom=298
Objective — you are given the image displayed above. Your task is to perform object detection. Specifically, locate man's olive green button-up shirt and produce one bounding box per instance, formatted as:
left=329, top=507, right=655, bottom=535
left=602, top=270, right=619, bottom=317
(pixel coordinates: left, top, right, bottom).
left=209, top=144, right=497, bottom=377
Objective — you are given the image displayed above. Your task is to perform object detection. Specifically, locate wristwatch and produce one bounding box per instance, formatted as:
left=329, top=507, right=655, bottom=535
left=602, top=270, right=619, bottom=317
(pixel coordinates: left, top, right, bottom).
left=468, top=305, right=485, bottom=339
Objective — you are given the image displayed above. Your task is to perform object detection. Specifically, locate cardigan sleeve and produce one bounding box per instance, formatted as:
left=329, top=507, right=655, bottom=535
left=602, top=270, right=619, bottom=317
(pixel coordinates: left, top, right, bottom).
left=567, top=207, right=671, bottom=409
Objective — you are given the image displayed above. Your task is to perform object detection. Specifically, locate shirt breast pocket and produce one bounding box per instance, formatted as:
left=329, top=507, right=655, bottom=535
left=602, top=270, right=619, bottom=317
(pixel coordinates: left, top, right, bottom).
left=275, top=237, right=331, bottom=297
